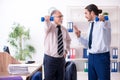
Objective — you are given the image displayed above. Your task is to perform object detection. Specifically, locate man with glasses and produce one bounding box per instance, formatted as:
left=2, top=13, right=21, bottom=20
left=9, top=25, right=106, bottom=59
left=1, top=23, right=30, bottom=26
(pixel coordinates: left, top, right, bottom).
left=43, top=10, right=71, bottom=80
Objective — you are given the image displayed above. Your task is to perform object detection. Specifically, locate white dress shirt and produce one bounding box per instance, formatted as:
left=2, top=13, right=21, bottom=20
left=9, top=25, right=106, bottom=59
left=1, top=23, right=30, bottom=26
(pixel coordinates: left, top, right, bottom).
left=44, top=22, right=71, bottom=57
left=78, top=20, right=111, bottom=54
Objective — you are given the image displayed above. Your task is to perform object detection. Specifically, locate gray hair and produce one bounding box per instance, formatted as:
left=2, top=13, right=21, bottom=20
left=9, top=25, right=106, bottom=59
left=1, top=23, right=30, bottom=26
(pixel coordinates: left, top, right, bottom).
left=50, top=10, right=60, bottom=16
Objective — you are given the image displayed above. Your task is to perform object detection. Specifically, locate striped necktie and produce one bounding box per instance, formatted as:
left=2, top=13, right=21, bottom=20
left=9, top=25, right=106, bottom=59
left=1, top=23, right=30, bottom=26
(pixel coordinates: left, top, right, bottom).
left=57, top=25, right=64, bottom=55
left=88, top=22, right=94, bottom=49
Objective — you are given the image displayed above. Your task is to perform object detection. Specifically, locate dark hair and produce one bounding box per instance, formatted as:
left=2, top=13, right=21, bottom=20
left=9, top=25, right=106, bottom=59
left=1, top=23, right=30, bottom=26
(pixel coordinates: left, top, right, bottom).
left=85, top=4, right=102, bottom=16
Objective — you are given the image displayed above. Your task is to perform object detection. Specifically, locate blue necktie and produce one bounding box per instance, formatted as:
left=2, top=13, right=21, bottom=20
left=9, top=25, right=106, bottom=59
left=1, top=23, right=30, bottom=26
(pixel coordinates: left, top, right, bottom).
left=88, top=22, right=94, bottom=49
left=57, top=25, right=64, bottom=55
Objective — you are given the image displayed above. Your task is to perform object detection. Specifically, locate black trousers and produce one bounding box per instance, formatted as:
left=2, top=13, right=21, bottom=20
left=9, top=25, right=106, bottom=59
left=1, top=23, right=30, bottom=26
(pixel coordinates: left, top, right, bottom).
left=43, top=54, right=65, bottom=80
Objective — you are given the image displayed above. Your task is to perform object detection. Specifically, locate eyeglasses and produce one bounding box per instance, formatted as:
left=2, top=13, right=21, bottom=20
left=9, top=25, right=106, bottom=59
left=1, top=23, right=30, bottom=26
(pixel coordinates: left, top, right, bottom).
left=54, top=15, right=63, bottom=18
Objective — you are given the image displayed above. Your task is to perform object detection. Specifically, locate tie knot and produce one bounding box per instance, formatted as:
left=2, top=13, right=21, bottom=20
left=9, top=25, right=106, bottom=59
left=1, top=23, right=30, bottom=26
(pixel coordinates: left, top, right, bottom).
left=91, top=22, right=94, bottom=24
left=57, top=25, right=61, bottom=29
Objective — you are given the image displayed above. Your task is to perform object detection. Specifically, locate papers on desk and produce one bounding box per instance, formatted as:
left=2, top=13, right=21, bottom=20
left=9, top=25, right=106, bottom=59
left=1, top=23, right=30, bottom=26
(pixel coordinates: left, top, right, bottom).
left=8, top=64, right=29, bottom=74
left=8, top=64, right=40, bottom=75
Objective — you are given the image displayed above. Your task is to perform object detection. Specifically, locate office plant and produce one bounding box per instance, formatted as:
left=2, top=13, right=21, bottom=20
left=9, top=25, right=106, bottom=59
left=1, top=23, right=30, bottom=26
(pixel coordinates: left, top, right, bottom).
left=8, top=23, right=35, bottom=60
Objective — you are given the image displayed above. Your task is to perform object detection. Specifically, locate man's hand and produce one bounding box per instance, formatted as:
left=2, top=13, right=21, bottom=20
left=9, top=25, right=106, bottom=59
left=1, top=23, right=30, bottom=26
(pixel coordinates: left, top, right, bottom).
left=98, top=15, right=104, bottom=21
left=44, top=16, right=51, bottom=22
left=63, top=53, right=67, bottom=58
left=63, top=50, right=67, bottom=58
left=73, top=25, right=81, bottom=38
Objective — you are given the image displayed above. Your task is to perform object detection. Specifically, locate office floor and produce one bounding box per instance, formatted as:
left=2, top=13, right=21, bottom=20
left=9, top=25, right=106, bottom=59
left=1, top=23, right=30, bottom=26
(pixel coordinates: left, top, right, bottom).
left=77, top=72, right=120, bottom=80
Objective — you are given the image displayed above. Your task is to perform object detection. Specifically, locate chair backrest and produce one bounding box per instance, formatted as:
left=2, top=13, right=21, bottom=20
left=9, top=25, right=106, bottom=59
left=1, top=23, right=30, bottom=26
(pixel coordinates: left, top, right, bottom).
left=0, top=52, right=21, bottom=72
left=26, top=65, right=42, bottom=80
left=65, top=61, right=77, bottom=80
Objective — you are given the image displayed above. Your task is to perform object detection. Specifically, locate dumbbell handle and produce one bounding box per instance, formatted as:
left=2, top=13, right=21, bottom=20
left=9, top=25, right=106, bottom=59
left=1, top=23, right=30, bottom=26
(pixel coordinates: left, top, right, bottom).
left=95, top=16, right=109, bottom=21
left=41, top=17, right=54, bottom=22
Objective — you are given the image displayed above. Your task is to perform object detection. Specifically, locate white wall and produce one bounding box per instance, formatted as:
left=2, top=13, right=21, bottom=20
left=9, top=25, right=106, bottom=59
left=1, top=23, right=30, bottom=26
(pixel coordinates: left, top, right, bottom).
left=0, top=0, right=120, bottom=63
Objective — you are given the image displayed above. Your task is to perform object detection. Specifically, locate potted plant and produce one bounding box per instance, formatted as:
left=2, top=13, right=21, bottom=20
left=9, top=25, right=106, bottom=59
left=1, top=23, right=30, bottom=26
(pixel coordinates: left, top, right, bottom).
left=8, top=23, right=35, bottom=61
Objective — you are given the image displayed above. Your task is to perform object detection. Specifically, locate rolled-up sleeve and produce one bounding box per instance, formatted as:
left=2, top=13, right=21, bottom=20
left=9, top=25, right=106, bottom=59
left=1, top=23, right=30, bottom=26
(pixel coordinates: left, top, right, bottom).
left=100, top=20, right=111, bottom=30
left=44, top=22, right=52, bottom=33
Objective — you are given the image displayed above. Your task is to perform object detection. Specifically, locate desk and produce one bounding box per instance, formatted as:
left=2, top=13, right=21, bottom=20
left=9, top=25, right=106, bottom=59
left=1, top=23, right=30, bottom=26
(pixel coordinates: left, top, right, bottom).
left=0, top=64, right=41, bottom=80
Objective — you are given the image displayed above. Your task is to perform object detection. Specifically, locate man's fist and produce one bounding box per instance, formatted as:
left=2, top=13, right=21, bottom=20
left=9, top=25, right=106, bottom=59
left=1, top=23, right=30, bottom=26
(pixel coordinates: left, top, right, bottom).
left=73, top=25, right=81, bottom=38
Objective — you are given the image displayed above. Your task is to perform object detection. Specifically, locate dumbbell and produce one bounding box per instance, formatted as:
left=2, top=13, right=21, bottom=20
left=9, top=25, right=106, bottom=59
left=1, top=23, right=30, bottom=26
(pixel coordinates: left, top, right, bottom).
left=41, top=17, right=54, bottom=22
left=95, top=16, right=109, bottom=22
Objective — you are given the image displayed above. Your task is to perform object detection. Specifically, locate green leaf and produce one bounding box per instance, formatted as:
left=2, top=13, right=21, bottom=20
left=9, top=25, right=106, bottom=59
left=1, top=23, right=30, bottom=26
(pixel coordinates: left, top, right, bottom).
left=8, top=23, right=36, bottom=60
left=103, top=12, right=109, bottom=15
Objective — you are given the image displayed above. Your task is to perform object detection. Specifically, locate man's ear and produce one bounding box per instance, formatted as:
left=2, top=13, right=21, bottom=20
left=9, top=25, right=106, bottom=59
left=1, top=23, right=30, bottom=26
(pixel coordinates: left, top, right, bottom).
left=90, top=11, right=96, bottom=18
left=91, top=11, right=94, bottom=15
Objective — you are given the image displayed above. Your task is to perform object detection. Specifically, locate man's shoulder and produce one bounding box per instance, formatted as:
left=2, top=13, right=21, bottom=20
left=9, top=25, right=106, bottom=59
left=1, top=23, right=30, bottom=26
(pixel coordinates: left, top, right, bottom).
left=61, top=25, right=67, bottom=31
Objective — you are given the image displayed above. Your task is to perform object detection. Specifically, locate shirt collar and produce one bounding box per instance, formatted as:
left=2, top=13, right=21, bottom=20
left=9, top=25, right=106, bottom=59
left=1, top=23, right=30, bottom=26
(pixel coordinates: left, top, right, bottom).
left=52, top=22, right=62, bottom=28
left=89, top=19, right=97, bottom=23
